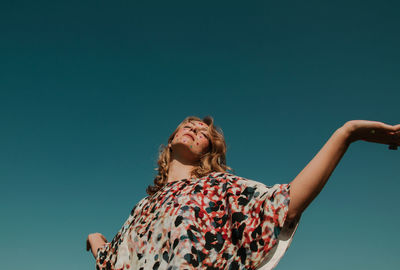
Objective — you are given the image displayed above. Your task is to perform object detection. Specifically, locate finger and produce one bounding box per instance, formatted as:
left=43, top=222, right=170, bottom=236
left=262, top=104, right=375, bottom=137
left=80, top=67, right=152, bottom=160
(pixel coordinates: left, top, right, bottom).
left=379, top=123, right=396, bottom=131
left=393, top=124, right=400, bottom=131
left=363, top=130, right=399, bottom=145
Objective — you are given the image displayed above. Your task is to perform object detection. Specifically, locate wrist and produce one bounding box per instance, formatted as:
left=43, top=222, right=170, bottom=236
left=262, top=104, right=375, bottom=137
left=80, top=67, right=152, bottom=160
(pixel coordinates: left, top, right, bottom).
left=338, top=122, right=356, bottom=145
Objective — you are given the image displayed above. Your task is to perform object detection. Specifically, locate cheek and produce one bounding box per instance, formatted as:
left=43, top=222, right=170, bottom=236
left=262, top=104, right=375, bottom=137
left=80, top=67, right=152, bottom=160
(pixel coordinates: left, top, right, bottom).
left=174, top=131, right=190, bottom=143
left=199, top=135, right=209, bottom=144
left=198, top=139, right=209, bottom=150
left=175, top=131, right=184, bottom=139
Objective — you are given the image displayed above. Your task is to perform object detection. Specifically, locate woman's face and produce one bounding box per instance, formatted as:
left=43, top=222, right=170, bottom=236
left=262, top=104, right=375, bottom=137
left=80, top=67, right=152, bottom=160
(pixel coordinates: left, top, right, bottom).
left=170, top=120, right=210, bottom=162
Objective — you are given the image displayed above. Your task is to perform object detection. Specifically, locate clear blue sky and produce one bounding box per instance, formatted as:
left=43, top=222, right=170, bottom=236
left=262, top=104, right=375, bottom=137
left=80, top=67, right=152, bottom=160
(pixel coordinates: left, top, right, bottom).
left=1, top=1, right=399, bottom=269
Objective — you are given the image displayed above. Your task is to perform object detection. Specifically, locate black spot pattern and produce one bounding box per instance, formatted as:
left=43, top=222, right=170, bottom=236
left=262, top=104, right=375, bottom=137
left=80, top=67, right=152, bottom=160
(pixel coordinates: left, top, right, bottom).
left=94, top=172, right=295, bottom=270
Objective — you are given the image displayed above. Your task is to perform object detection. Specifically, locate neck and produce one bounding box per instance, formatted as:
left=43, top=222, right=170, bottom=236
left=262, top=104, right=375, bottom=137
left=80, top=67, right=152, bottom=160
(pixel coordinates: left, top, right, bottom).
left=167, top=158, right=197, bottom=183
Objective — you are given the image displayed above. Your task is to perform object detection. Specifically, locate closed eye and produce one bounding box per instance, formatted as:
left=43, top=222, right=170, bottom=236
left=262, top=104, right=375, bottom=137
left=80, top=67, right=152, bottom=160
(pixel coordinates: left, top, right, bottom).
left=183, top=124, right=209, bottom=138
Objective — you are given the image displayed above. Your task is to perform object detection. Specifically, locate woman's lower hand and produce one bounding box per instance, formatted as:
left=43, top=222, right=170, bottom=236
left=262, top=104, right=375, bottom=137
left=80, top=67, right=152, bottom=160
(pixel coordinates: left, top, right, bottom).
left=344, top=120, right=400, bottom=147
left=86, top=232, right=107, bottom=252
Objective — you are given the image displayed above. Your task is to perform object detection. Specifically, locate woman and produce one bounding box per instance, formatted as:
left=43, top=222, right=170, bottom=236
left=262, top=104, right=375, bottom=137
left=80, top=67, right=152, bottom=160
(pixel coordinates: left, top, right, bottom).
left=86, top=116, right=400, bottom=270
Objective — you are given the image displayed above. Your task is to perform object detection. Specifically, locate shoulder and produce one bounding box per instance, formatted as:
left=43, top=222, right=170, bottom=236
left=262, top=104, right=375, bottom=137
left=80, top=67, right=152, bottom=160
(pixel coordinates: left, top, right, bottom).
left=130, top=195, right=152, bottom=216
left=205, top=172, right=268, bottom=189
left=204, top=171, right=240, bottom=182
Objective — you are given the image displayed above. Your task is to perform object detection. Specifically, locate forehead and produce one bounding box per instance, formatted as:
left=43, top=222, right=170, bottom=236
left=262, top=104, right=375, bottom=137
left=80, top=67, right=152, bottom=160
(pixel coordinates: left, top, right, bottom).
left=184, top=120, right=209, bottom=129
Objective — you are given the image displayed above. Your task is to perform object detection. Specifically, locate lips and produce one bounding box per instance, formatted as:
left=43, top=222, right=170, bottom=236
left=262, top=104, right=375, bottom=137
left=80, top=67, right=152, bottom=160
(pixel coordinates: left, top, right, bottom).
left=183, top=133, right=195, bottom=140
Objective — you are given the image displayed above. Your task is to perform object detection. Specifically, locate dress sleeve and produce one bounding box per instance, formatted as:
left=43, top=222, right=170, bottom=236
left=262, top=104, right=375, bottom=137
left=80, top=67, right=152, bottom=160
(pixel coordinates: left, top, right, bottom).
left=95, top=199, right=146, bottom=270
left=228, top=176, right=300, bottom=269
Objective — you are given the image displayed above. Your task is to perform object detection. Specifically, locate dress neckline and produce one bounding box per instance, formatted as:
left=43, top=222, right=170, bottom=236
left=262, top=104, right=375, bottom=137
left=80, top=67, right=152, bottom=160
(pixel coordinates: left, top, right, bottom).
left=165, top=172, right=226, bottom=186
left=166, top=177, right=194, bottom=185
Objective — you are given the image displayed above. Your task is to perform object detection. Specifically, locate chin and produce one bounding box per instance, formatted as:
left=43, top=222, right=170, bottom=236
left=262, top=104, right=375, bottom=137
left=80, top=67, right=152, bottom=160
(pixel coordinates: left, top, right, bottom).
left=172, top=144, right=200, bottom=161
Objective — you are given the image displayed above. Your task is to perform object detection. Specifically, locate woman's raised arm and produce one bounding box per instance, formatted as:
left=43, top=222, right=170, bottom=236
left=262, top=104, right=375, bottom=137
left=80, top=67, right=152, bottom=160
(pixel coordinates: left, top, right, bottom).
left=287, top=120, right=400, bottom=220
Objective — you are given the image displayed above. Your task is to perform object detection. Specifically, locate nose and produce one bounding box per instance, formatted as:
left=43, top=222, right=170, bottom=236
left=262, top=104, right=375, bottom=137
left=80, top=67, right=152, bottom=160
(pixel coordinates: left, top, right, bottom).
left=189, top=126, right=198, bottom=134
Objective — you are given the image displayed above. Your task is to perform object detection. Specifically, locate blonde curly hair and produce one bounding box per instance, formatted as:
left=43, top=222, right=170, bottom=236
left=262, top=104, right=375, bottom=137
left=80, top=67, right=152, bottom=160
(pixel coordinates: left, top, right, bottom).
left=146, top=116, right=232, bottom=196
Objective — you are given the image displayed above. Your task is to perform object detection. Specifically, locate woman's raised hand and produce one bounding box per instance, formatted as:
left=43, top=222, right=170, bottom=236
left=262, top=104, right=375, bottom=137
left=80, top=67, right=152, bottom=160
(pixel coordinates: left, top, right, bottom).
left=344, top=120, right=400, bottom=147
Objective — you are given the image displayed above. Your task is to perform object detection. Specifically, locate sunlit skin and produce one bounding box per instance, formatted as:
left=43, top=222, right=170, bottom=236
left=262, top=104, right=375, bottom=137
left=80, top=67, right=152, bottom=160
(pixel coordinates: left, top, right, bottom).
left=166, top=121, right=211, bottom=183
left=87, top=119, right=400, bottom=260
left=86, top=120, right=213, bottom=257
left=169, top=121, right=210, bottom=162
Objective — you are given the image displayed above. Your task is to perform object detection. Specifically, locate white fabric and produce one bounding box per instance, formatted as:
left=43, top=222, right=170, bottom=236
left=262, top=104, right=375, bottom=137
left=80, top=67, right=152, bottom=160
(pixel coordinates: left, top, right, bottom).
left=256, top=213, right=300, bottom=269
left=244, top=178, right=300, bottom=270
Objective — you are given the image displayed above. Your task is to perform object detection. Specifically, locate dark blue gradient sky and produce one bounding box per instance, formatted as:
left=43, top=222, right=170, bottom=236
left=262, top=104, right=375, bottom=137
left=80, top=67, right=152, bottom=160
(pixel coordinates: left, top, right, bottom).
left=1, top=1, right=399, bottom=269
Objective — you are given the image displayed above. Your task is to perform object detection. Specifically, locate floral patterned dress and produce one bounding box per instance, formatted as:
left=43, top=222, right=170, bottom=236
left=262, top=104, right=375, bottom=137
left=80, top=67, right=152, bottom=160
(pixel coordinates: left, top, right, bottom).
left=95, top=172, right=300, bottom=270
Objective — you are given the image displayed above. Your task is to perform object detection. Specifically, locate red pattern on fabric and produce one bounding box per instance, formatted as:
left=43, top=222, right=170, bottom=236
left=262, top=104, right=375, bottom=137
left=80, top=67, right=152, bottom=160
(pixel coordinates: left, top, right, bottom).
left=95, top=172, right=291, bottom=270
